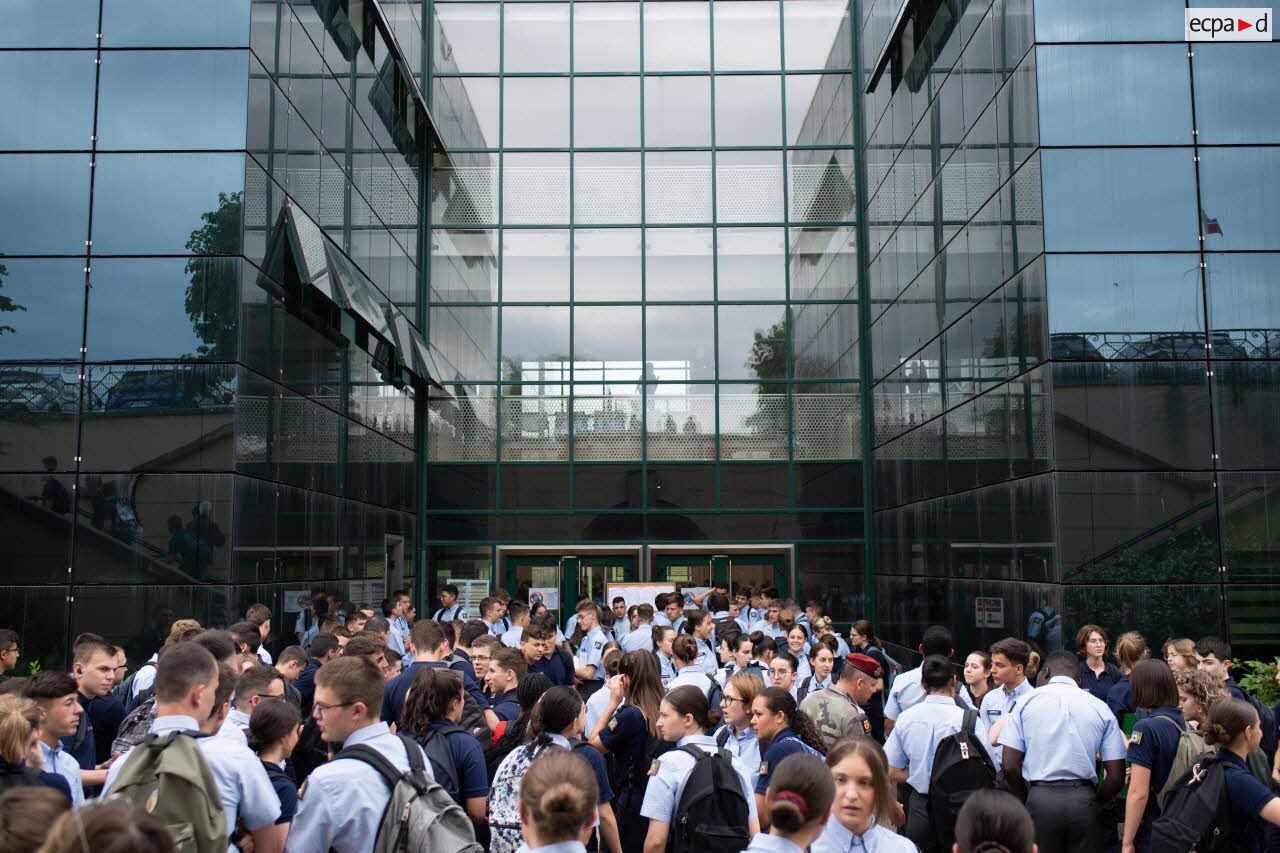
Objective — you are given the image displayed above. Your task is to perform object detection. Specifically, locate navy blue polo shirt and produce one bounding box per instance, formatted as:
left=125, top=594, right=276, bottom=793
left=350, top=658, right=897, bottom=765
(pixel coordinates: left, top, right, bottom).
left=447, top=652, right=490, bottom=710
left=1079, top=659, right=1122, bottom=703
left=1106, top=677, right=1135, bottom=726
left=295, top=658, right=322, bottom=712
left=598, top=705, right=649, bottom=782
left=60, top=694, right=96, bottom=770
left=572, top=741, right=614, bottom=804
left=541, top=649, right=574, bottom=687
left=755, top=727, right=823, bottom=794
left=1126, top=707, right=1184, bottom=828
left=427, top=720, right=488, bottom=800
left=382, top=661, right=448, bottom=724
left=262, top=760, right=298, bottom=824
left=490, top=689, right=520, bottom=722
left=1219, top=750, right=1277, bottom=853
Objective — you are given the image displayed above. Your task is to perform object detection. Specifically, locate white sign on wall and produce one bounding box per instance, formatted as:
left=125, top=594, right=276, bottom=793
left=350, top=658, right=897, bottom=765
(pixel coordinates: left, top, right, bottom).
left=975, top=597, right=1005, bottom=629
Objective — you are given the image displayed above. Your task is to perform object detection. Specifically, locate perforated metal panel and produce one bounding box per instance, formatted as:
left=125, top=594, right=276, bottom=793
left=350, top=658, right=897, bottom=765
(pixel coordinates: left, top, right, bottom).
left=572, top=394, right=643, bottom=460
left=719, top=392, right=787, bottom=460
left=645, top=164, right=713, bottom=224
left=575, top=165, right=642, bottom=224
left=793, top=392, right=860, bottom=459
left=645, top=394, right=716, bottom=460
left=503, top=164, right=570, bottom=224
left=428, top=395, right=497, bottom=462
left=716, top=164, right=784, bottom=223
left=789, top=162, right=855, bottom=222
left=431, top=164, right=498, bottom=226
left=500, top=394, right=570, bottom=460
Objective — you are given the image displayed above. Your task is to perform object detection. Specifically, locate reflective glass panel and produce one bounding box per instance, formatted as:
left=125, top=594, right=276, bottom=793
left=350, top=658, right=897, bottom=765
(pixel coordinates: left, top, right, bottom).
left=646, top=306, right=715, bottom=380
left=644, top=2, right=710, bottom=72
left=501, top=306, right=570, bottom=381
left=786, top=74, right=854, bottom=146
left=645, top=228, right=713, bottom=301
left=433, top=77, right=500, bottom=150
left=575, top=152, right=641, bottom=225
left=1194, top=45, right=1280, bottom=144
left=1197, top=148, right=1280, bottom=251
left=713, top=1, right=780, bottom=71
left=784, top=0, right=851, bottom=70
left=717, top=228, right=786, bottom=300
left=574, top=306, right=642, bottom=365
left=433, top=3, right=500, bottom=73
left=3, top=0, right=98, bottom=47
left=0, top=260, right=86, bottom=362
left=0, top=53, right=96, bottom=150
left=503, top=3, right=570, bottom=72
left=646, top=151, right=713, bottom=224
left=102, top=0, right=251, bottom=46
left=647, top=383, right=716, bottom=460
left=574, top=2, right=640, bottom=72
left=1206, top=253, right=1280, bottom=359
left=719, top=383, right=788, bottom=459
left=716, top=150, right=785, bottom=223
left=0, top=155, right=90, bottom=254
left=715, top=76, right=782, bottom=147
left=574, top=229, right=642, bottom=302
left=718, top=305, right=788, bottom=380
left=502, top=230, right=570, bottom=302
left=1041, top=149, right=1197, bottom=251
left=92, top=154, right=246, bottom=255
left=793, top=303, right=859, bottom=379
left=790, top=226, right=856, bottom=301
left=574, top=77, right=641, bottom=148
left=503, top=153, right=569, bottom=224
left=1037, top=45, right=1191, bottom=145
left=428, top=305, right=498, bottom=381
left=644, top=76, right=713, bottom=147
left=503, top=78, right=569, bottom=148
left=431, top=229, right=499, bottom=303
left=1034, top=0, right=1186, bottom=42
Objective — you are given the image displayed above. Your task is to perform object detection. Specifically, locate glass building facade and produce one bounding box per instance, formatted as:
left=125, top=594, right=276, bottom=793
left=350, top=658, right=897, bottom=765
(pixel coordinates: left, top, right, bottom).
left=1, top=0, right=1277, bottom=667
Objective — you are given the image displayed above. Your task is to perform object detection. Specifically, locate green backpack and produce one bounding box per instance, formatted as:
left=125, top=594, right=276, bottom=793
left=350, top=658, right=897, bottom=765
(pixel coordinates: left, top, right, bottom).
left=108, top=731, right=228, bottom=853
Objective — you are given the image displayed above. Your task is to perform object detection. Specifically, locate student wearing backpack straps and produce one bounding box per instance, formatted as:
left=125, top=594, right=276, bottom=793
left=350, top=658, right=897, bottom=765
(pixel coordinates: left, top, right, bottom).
left=640, top=686, right=758, bottom=853
left=519, top=748, right=602, bottom=853
left=883, top=655, right=991, bottom=852
left=1121, top=660, right=1193, bottom=853
left=395, top=667, right=489, bottom=825
left=102, top=643, right=281, bottom=853
left=286, top=656, right=455, bottom=853
left=750, top=687, right=828, bottom=831
left=998, top=651, right=1126, bottom=853
left=745, top=752, right=834, bottom=853
left=813, top=738, right=917, bottom=853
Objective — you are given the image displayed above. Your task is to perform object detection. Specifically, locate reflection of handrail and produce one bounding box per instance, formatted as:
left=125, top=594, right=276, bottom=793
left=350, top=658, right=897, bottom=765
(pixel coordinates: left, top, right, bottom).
left=1065, top=494, right=1217, bottom=580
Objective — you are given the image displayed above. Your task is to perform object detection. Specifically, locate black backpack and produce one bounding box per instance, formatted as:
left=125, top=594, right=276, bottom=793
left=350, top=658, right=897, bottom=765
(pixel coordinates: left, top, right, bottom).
left=928, top=709, right=997, bottom=851
left=705, top=678, right=723, bottom=714
left=668, top=746, right=751, bottom=853
left=416, top=725, right=468, bottom=805
left=1150, top=755, right=1231, bottom=853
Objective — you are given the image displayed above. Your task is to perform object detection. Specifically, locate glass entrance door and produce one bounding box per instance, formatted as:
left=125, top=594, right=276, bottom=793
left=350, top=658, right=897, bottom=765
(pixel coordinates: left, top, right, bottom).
left=503, top=552, right=638, bottom=626
left=652, top=552, right=789, bottom=599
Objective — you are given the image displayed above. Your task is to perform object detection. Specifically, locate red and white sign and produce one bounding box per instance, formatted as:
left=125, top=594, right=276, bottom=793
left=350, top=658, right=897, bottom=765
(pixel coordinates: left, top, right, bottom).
left=1186, top=8, right=1272, bottom=40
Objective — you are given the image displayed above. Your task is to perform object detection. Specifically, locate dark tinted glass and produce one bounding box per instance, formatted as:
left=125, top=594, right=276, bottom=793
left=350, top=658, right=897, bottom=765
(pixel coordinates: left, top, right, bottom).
left=0, top=366, right=80, bottom=470
left=1193, top=44, right=1280, bottom=144
left=0, top=475, right=74, bottom=583
left=501, top=463, right=569, bottom=509
left=1206, top=253, right=1280, bottom=359
left=0, top=586, right=69, bottom=671
left=646, top=464, right=715, bottom=509
left=92, top=154, right=246, bottom=255
left=796, top=462, right=862, bottom=507
left=1063, top=584, right=1219, bottom=651
left=1197, top=147, right=1280, bottom=251
left=0, top=155, right=90, bottom=253
left=720, top=463, right=790, bottom=509
left=574, top=464, right=643, bottom=510
left=427, top=465, right=495, bottom=511
left=0, top=259, right=87, bottom=362
left=1213, top=362, right=1280, bottom=469
left=1221, top=478, right=1280, bottom=585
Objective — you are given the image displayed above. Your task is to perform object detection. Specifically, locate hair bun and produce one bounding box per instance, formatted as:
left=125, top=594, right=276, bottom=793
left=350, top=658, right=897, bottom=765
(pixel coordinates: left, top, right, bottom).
left=971, top=844, right=1013, bottom=853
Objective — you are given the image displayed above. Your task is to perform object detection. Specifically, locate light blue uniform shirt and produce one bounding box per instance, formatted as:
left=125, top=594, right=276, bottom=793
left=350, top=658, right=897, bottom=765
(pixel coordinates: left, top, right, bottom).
left=749, top=620, right=785, bottom=640
left=612, top=619, right=632, bottom=641
left=217, top=708, right=251, bottom=745
left=285, top=722, right=430, bottom=853
left=434, top=605, right=467, bottom=622
left=514, top=842, right=588, bottom=853
left=39, top=740, right=84, bottom=806
left=576, top=626, right=608, bottom=681
left=744, top=833, right=806, bottom=853
left=978, top=677, right=1035, bottom=767
left=501, top=625, right=524, bottom=648
left=735, top=613, right=753, bottom=633
left=563, top=613, right=579, bottom=637
left=813, top=817, right=918, bottom=853
left=997, top=675, right=1127, bottom=782
left=883, top=664, right=926, bottom=722
left=884, top=695, right=987, bottom=795
left=667, top=668, right=715, bottom=698
left=620, top=624, right=654, bottom=653
left=389, top=615, right=412, bottom=663
left=715, top=724, right=761, bottom=776
left=639, top=734, right=758, bottom=824
left=657, top=652, right=677, bottom=685
left=104, top=715, right=281, bottom=851
left=486, top=619, right=505, bottom=636
left=693, top=638, right=718, bottom=674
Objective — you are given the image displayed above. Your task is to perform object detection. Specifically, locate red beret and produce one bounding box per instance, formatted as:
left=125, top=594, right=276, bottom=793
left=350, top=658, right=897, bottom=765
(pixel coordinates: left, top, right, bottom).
left=844, top=653, right=883, bottom=679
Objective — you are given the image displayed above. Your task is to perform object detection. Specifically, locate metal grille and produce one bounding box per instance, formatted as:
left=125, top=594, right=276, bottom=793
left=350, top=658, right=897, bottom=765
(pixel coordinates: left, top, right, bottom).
left=500, top=394, right=570, bottom=460
left=645, top=164, right=713, bottom=223
left=572, top=395, right=643, bottom=460
left=503, top=165, right=570, bottom=224
left=645, top=394, right=716, bottom=460
left=793, top=392, right=860, bottom=459
left=716, top=164, right=784, bottom=223
left=428, top=395, right=497, bottom=461
left=575, top=165, right=642, bottom=224
left=431, top=163, right=498, bottom=225
left=719, top=392, right=787, bottom=460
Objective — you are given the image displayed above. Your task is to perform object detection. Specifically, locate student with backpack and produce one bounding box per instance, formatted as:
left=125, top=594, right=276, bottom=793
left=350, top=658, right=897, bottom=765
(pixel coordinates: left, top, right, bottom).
left=1195, top=635, right=1277, bottom=763
left=103, top=642, right=281, bottom=853
left=884, top=654, right=992, bottom=852
left=715, top=672, right=764, bottom=776
left=1122, top=659, right=1190, bottom=853
left=248, top=697, right=302, bottom=851
left=518, top=749, right=601, bottom=853
left=744, top=752, right=834, bottom=853
left=397, top=666, right=489, bottom=825
left=1153, top=697, right=1280, bottom=853
left=813, top=737, right=916, bottom=853
left=750, top=687, right=828, bottom=830
left=667, top=636, right=718, bottom=701
left=287, top=655, right=481, bottom=853
left=797, top=642, right=835, bottom=703
left=999, top=650, right=1127, bottom=853
left=487, top=672, right=552, bottom=775
left=952, top=788, right=1037, bottom=853
left=640, top=685, right=758, bottom=853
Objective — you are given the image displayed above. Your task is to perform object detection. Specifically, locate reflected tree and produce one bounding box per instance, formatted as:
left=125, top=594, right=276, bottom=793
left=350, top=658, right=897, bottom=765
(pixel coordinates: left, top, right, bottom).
left=184, top=192, right=241, bottom=359
left=745, top=320, right=787, bottom=433
left=0, top=258, right=25, bottom=335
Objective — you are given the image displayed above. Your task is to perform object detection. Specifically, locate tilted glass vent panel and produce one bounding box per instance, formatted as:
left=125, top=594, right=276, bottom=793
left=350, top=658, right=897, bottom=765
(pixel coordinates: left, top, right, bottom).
left=719, top=389, right=788, bottom=460
left=793, top=388, right=860, bottom=459
left=645, top=391, right=716, bottom=461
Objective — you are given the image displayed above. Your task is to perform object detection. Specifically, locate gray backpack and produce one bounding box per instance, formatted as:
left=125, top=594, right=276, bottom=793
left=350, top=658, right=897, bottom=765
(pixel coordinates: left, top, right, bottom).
left=1152, top=716, right=1216, bottom=809
left=337, top=732, right=483, bottom=853
left=108, top=731, right=227, bottom=853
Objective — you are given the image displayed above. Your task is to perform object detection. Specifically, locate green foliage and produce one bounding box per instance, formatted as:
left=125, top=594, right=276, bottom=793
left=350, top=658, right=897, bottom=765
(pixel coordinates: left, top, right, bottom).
left=1236, top=658, right=1280, bottom=707
left=0, top=258, right=26, bottom=336
left=184, top=192, right=242, bottom=359
left=26, top=659, right=41, bottom=676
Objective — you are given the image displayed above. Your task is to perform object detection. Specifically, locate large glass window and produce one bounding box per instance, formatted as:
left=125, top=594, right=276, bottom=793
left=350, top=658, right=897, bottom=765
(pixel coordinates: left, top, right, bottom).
left=574, top=2, right=640, bottom=72
left=503, top=152, right=569, bottom=224
left=502, top=230, right=570, bottom=302
left=646, top=152, right=713, bottom=224
left=5, top=0, right=98, bottom=47
left=644, top=2, right=710, bottom=72
left=715, top=76, right=783, bottom=147
left=0, top=260, right=86, bottom=362
left=575, top=152, right=641, bottom=225
left=503, top=78, right=569, bottom=148
left=646, top=228, right=713, bottom=301
left=716, top=150, right=785, bottom=224
left=574, top=306, right=642, bottom=365
left=101, top=0, right=250, bottom=46
left=1041, top=148, right=1198, bottom=252
left=432, top=77, right=500, bottom=150
left=0, top=155, right=90, bottom=254
left=645, top=77, right=713, bottom=148
left=574, top=229, right=642, bottom=302
left=98, top=50, right=250, bottom=150
left=503, top=3, right=570, bottom=72
left=717, top=228, right=786, bottom=300
left=574, top=77, right=641, bottom=148
left=1197, top=148, right=1280, bottom=251
left=719, top=305, right=788, bottom=380
left=433, top=3, right=500, bottom=73
left=784, top=0, right=850, bottom=71
left=1194, top=45, right=1280, bottom=145
left=501, top=306, right=570, bottom=381
left=0, top=53, right=96, bottom=150
left=1207, top=253, right=1280, bottom=359
left=646, top=306, right=715, bottom=379
left=1034, top=0, right=1187, bottom=42
left=1036, top=45, right=1191, bottom=146
left=713, top=1, right=780, bottom=71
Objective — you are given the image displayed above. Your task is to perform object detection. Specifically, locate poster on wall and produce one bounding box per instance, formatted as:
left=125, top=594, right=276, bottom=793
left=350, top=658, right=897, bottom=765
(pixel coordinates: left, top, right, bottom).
left=975, top=597, right=1005, bottom=629
left=448, top=578, right=490, bottom=617
left=529, top=587, right=560, bottom=612
left=606, top=582, right=677, bottom=613
left=347, top=579, right=385, bottom=608
left=282, top=589, right=312, bottom=613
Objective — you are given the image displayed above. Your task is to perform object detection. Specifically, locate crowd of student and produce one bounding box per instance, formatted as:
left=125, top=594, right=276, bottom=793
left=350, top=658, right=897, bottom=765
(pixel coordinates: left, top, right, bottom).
left=0, top=591, right=1277, bottom=853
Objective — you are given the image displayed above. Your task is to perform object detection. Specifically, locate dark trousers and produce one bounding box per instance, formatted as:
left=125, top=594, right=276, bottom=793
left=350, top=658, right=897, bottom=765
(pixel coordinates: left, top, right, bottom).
left=1026, top=782, right=1099, bottom=853
left=906, top=790, right=937, bottom=853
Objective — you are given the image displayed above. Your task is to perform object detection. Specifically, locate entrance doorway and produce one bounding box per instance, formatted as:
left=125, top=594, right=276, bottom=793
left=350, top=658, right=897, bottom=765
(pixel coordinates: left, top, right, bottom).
left=651, top=551, right=790, bottom=598
left=499, top=548, right=640, bottom=626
